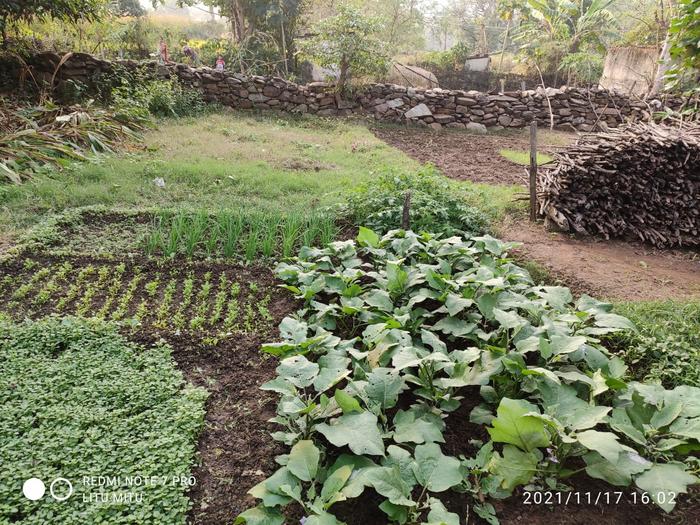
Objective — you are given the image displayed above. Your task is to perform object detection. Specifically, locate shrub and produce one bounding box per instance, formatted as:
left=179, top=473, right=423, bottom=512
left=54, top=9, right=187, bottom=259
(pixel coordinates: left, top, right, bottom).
left=0, top=317, right=207, bottom=524
left=112, top=78, right=205, bottom=118
left=341, top=166, right=488, bottom=236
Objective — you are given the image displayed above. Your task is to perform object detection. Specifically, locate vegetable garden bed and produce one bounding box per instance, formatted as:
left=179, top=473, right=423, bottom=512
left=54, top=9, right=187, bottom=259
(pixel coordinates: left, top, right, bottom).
left=233, top=229, right=700, bottom=525
left=0, top=255, right=280, bottom=339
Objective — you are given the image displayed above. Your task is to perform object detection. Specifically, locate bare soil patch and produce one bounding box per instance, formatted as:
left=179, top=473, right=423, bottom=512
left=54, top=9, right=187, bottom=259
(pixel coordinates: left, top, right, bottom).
left=371, top=126, right=573, bottom=186
left=372, top=125, right=700, bottom=300
left=499, top=216, right=700, bottom=301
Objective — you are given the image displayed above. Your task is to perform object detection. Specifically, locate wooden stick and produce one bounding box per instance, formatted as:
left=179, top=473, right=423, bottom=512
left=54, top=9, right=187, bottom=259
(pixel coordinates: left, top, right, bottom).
left=402, top=191, right=412, bottom=230
left=529, top=121, right=538, bottom=222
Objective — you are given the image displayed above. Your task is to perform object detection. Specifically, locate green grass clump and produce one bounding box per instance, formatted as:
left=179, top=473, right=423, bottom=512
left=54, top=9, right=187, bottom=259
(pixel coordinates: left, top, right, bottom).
left=0, top=317, right=207, bottom=524
left=499, top=148, right=553, bottom=166
left=612, top=300, right=700, bottom=388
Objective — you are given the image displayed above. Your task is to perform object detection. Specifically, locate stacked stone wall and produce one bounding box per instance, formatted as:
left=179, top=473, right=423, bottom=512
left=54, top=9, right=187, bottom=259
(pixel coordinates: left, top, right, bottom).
left=14, top=51, right=694, bottom=132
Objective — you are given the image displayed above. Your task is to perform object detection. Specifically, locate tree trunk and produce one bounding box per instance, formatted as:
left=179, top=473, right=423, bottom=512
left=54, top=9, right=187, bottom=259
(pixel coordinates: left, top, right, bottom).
left=651, top=31, right=672, bottom=94
left=498, top=18, right=511, bottom=73
left=337, top=56, right=349, bottom=94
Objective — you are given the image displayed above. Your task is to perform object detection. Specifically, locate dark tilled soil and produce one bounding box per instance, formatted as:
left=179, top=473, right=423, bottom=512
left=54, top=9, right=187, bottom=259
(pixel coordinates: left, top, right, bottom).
left=371, top=126, right=572, bottom=186
left=159, top=334, right=285, bottom=525
left=165, top=269, right=298, bottom=525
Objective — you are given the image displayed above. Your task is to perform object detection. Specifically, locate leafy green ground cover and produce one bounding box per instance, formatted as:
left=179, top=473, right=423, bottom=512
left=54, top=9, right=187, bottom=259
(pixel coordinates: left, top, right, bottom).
left=238, top=229, right=700, bottom=525
left=0, top=258, right=276, bottom=338
left=0, top=317, right=207, bottom=524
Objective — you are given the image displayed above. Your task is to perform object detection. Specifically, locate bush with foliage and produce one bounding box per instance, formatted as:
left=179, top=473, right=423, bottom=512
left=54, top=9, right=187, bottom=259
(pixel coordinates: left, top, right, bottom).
left=0, top=316, right=207, bottom=524
left=418, top=42, right=474, bottom=72
left=0, top=99, right=148, bottom=183
left=237, top=229, right=699, bottom=524
left=112, top=77, right=205, bottom=118
left=341, top=167, right=488, bottom=237
left=668, top=0, right=700, bottom=92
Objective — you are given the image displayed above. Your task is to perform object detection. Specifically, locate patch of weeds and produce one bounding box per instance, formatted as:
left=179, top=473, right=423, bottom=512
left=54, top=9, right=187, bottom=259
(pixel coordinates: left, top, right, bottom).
left=611, top=300, right=700, bottom=388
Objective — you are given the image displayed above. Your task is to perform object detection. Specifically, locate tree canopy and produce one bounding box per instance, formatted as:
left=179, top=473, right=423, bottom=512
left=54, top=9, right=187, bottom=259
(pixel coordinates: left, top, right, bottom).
left=299, top=3, right=389, bottom=92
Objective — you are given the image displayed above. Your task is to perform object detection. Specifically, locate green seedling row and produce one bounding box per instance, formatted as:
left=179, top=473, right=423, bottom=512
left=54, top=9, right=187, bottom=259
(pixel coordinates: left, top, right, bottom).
left=142, top=210, right=338, bottom=261
left=0, top=260, right=275, bottom=337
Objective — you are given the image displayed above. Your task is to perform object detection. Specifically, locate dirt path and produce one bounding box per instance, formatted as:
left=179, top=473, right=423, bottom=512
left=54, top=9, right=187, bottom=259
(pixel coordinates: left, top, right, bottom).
left=500, top=216, right=700, bottom=301
left=372, top=125, right=700, bottom=301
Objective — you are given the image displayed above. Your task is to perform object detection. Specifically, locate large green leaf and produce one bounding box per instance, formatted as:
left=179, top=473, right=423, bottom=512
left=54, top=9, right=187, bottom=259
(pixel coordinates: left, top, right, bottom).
left=584, top=451, right=651, bottom=486
left=487, top=398, right=550, bottom=452
left=357, top=226, right=380, bottom=247
left=366, top=465, right=415, bottom=506
left=316, top=412, right=385, bottom=456
left=424, top=498, right=460, bottom=525
left=489, top=444, right=541, bottom=491
left=393, top=408, right=445, bottom=444
left=248, top=467, right=299, bottom=507
left=234, top=506, right=285, bottom=525
left=411, top=443, right=463, bottom=492
left=334, top=389, right=362, bottom=414
left=320, top=465, right=353, bottom=504
left=576, top=430, right=630, bottom=463
left=669, top=417, right=700, bottom=440
left=364, top=368, right=405, bottom=409
left=277, top=355, right=319, bottom=388
left=329, top=454, right=377, bottom=499
left=634, top=463, right=699, bottom=512
left=538, top=380, right=610, bottom=431
left=287, top=440, right=320, bottom=482
left=304, top=512, right=345, bottom=525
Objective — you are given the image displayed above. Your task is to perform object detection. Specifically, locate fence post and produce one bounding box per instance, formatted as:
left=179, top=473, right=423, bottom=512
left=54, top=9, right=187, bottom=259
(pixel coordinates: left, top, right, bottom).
left=529, top=121, right=538, bottom=222
left=402, top=191, right=412, bottom=230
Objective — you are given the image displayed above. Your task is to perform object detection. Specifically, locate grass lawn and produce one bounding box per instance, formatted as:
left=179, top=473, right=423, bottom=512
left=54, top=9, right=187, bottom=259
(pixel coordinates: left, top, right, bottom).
left=0, top=111, right=418, bottom=237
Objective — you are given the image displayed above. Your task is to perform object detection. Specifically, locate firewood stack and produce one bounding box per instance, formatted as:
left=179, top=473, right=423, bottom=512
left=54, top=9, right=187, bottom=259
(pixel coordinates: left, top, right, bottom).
left=538, top=120, right=700, bottom=247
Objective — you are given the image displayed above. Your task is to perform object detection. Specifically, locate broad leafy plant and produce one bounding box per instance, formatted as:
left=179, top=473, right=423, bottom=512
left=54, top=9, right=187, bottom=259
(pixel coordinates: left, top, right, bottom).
left=238, top=228, right=700, bottom=524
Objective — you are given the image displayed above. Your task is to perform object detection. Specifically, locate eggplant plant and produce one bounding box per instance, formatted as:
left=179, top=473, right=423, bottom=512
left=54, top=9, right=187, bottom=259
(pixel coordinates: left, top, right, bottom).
left=239, top=228, right=699, bottom=524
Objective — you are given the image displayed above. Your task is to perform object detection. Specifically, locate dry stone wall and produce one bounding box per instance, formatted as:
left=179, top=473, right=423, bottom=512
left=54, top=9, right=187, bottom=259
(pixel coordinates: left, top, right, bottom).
left=20, top=51, right=691, bottom=132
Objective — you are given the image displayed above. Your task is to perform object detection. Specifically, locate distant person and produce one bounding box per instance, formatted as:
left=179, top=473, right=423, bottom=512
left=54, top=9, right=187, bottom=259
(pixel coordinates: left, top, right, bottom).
left=182, top=43, right=199, bottom=66
left=158, top=37, right=170, bottom=64
left=215, top=55, right=225, bottom=72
